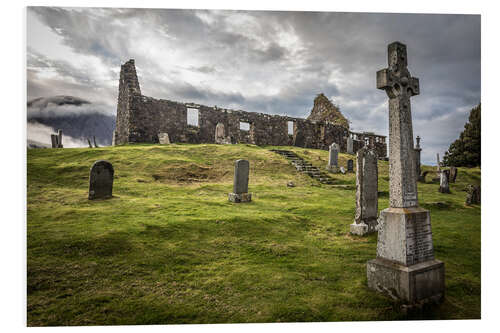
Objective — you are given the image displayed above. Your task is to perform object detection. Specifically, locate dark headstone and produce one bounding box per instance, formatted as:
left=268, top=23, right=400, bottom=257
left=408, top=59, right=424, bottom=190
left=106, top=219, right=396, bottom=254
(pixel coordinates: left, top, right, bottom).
left=57, top=129, right=63, bottom=148
left=347, top=159, right=354, bottom=172
left=449, top=166, right=458, bottom=183
left=88, top=160, right=114, bottom=200
left=93, top=136, right=99, bottom=148
left=87, top=138, right=93, bottom=148
left=229, top=159, right=251, bottom=202
left=51, top=134, right=58, bottom=148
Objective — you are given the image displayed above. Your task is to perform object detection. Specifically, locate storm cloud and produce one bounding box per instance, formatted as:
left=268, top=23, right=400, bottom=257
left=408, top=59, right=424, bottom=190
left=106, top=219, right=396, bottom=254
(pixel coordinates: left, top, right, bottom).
left=27, top=7, right=480, bottom=164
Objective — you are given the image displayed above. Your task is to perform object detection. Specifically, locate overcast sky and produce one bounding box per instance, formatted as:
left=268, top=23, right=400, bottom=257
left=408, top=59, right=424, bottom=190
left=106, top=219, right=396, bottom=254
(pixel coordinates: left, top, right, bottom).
left=27, top=7, right=480, bottom=164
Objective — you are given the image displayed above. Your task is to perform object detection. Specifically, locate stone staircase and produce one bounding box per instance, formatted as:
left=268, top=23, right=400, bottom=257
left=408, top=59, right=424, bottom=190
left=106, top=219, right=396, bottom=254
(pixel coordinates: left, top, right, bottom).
left=270, top=149, right=335, bottom=185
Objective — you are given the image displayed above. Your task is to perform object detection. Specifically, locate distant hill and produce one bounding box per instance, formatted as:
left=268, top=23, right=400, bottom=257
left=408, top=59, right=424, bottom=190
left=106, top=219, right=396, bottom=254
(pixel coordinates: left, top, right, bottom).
left=27, top=96, right=116, bottom=146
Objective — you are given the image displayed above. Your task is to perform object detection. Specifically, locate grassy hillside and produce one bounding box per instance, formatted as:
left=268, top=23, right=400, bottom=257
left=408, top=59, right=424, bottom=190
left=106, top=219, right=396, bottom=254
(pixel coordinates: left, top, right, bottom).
left=27, top=144, right=481, bottom=326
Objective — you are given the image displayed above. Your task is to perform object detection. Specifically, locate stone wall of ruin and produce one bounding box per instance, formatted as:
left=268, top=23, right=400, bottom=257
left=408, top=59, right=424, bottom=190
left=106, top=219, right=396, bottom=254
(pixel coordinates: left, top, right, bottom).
left=115, top=59, right=387, bottom=157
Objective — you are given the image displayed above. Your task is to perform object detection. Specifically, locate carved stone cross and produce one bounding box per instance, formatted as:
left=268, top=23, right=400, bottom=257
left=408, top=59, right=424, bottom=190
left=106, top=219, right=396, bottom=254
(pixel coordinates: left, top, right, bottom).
left=377, top=42, right=420, bottom=208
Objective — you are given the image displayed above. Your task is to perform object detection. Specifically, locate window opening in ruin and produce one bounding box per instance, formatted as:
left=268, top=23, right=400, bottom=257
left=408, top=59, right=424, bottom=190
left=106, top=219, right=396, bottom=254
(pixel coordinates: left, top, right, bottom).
left=240, top=121, right=250, bottom=131
left=287, top=121, right=294, bottom=135
left=187, top=108, right=199, bottom=127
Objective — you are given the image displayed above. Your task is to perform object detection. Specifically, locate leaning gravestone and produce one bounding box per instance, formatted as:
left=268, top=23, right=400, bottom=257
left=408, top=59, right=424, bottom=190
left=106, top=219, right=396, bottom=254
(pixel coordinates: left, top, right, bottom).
left=439, top=170, right=451, bottom=193
left=88, top=160, right=114, bottom=200
left=326, top=143, right=339, bottom=173
left=347, top=135, right=354, bottom=154
left=228, top=159, right=252, bottom=203
left=449, top=166, right=458, bottom=183
left=350, top=147, right=378, bottom=235
left=158, top=132, right=170, bottom=144
left=367, top=42, right=444, bottom=305
left=347, top=159, right=354, bottom=172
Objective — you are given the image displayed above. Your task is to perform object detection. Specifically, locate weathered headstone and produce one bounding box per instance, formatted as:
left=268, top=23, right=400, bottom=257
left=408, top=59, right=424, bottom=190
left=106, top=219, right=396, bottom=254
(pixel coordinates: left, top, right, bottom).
left=158, top=132, right=170, bottom=144
left=88, top=160, right=114, bottom=200
left=449, top=166, right=457, bottom=183
left=215, top=123, right=226, bottom=144
left=439, top=170, right=451, bottom=193
left=465, top=185, right=480, bottom=205
left=367, top=42, right=444, bottom=305
left=326, top=143, right=339, bottom=172
left=347, top=159, right=354, bottom=172
left=51, top=134, right=58, bottom=148
left=57, top=129, right=63, bottom=148
left=414, top=135, right=422, bottom=181
left=351, top=147, right=378, bottom=235
left=347, top=135, right=354, bottom=154
left=228, top=159, right=252, bottom=203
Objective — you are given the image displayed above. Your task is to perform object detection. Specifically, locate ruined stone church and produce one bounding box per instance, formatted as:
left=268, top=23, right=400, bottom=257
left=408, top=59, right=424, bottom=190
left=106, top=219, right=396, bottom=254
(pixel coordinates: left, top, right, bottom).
left=114, top=59, right=387, bottom=158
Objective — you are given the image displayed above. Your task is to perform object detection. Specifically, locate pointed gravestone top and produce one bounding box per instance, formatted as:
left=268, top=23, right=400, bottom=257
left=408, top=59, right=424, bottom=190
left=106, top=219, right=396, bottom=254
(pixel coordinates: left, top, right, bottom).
left=377, top=41, right=419, bottom=208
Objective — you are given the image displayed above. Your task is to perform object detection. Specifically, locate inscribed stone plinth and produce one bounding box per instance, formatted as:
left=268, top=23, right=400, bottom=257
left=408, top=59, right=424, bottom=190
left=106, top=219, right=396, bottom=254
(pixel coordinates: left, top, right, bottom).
left=347, top=159, right=354, bottom=172
left=229, top=159, right=251, bottom=203
left=158, top=132, right=170, bottom=144
left=351, top=147, right=378, bottom=235
left=368, top=41, right=444, bottom=305
left=439, top=170, right=450, bottom=193
left=327, top=143, right=339, bottom=172
left=347, top=136, right=354, bottom=154
left=88, top=160, right=114, bottom=200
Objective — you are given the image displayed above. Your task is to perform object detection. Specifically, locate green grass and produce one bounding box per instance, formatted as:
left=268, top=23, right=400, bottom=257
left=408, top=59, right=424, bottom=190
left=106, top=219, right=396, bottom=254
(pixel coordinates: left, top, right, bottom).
left=27, top=143, right=481, bottom=325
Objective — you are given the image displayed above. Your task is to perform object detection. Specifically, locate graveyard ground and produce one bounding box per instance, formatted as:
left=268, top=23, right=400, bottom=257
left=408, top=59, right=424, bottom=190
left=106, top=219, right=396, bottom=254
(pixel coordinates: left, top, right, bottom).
left=27, top=144, right=481, bottom=325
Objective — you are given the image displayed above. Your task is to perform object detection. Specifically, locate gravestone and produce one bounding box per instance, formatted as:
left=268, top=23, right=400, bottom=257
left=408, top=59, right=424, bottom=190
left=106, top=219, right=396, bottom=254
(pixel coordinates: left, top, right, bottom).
left=347, top=135, right=354, bottom=154
left=347, top=159, right=354, bottom=172
left=326, top=143, right=339, bottom=173
left=465, top=185, right=480, bottom=205
left=340, top=166, right=346, bottom=174
left=158, top=132, right=170, bottom=144
left=439, top=170, right=451, bottom=193
left=87, top=138, right=93, bottom=148
left=51, top=134, right=58, bottom=148
left=449, top=166, right=457, bottom=183
left=351, top=147, right=378, bottom=235
left=414, top=135, right=422, bottom=181
left=88, top=160, right=114, bottom=200
left=93, top=136, right=99, bottom=148
left=215, top=123, right=226, bottom=144
left=57, top=129, right=63, bottom=148
left=367, top=42, right=444, bottom=305
left=228, top=159, right=252, bottom=203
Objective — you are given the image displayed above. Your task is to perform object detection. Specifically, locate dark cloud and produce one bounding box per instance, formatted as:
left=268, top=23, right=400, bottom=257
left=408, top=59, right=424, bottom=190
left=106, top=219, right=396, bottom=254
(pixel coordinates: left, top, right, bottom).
left=27, top=7, right=480, bottom=164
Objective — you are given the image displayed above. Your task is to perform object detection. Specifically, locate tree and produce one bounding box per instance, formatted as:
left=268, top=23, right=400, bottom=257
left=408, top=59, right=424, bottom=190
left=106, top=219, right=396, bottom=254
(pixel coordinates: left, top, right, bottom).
left=442, top=104, right=481, bottom=167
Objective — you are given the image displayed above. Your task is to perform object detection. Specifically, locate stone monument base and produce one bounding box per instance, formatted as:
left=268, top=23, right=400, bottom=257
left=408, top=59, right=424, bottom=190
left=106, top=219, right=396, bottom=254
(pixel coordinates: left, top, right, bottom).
left=326, top=165, right=339, bottom=173
left=350, top=219, right=377, bottom=236
left=367, top=257, right=445, bottom=304
left=228, top=192, right=252, bottom=203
